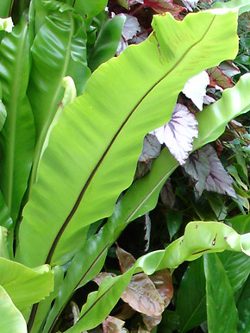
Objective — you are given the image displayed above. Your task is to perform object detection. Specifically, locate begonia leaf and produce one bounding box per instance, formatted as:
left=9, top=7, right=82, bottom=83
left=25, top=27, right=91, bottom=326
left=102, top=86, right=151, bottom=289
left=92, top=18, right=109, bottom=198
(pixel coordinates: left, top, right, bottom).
left=182, top=71, right=210, bottom=110
left=121, top=14, right=141, bottom=41
left=152, top=104, right=198, bottom=165
left=139, top=134, right=161, bottom=163
left=183, top=145, right=236, bottom=198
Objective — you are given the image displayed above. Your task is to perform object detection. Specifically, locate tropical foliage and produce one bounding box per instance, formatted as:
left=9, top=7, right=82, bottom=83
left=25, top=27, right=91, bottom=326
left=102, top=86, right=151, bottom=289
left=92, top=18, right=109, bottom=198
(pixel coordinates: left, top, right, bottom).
left=0, top=0, right=250, bottom=332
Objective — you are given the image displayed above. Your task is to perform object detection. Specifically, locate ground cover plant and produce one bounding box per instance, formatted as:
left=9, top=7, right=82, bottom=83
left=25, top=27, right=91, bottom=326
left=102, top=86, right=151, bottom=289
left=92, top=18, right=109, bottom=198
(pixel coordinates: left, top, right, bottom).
left=0, top=0, right=250, bottom=332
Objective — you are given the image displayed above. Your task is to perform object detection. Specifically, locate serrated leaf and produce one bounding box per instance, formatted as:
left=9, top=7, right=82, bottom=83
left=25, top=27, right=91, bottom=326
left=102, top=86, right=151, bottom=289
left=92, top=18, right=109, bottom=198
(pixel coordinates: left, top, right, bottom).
left=183, top=144, right=236, bottom=197
left=152, top=104, right=198, bottom=165
left=182, top=71, right=210, bottom=110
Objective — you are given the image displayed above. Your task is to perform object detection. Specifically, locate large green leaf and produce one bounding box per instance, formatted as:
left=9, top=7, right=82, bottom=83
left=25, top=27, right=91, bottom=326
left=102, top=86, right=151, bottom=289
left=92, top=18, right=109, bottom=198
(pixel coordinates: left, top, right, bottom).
left=57, top=221, right=250, bottom=333
left=108, top=73, right=250, bottom=239
left=45, top=73, right=250, bottom=332
left=0, top=285, right=27, bottom=333
left=28, top=9, right=90, bottom=185
left=204, top=253, right=238, bottom=333
left=213, top=0, right=250, bottom=15
left=16, top=10, right=239, bottom=268
left=176, top=258, right=206, bottom=333
left=0, top=18, right=35, bottom=223
left=0, top=257, right=54, bottom=310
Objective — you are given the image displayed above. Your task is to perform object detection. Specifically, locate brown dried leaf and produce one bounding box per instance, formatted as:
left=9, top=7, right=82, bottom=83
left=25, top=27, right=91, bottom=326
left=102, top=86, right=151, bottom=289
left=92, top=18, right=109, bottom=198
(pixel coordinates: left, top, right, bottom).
left=116, top=245, right=136, bottom=273
left=103, top=316, right=126, bottom=333
left=142, top=313, right=162, bottom=331
left=150, top=270, right=173, bottom=307
left=121, top=273, right=164, bottom=316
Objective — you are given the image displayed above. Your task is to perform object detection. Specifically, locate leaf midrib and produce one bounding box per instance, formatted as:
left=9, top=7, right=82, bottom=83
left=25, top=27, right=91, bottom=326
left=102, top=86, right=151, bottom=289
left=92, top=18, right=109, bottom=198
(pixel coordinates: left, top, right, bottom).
left=30, top=13, right=75, bottom=186
left=4, top=23, right=28, bottom=213
left=45, top=16, right=216, bottom=264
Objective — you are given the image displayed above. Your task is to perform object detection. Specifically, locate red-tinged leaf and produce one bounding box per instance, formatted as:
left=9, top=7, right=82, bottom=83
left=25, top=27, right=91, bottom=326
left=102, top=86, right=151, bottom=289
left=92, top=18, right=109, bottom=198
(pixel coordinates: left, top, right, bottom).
left=103, top=316, right=126, bottom=333
left=152, top=104, right=198, bottom=165
left=143, top=0, right=186, bottom=16
left=219, top=61, right=240, bottom=78
left=150, top=270, right=173, bottom=307
left=183, top=145, right=237, bottom=198
left=116, top=246, right=136, bottom=273
left=121, top=273, right=165, bottom=316
left=208, top=67, right=234, bottom=89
